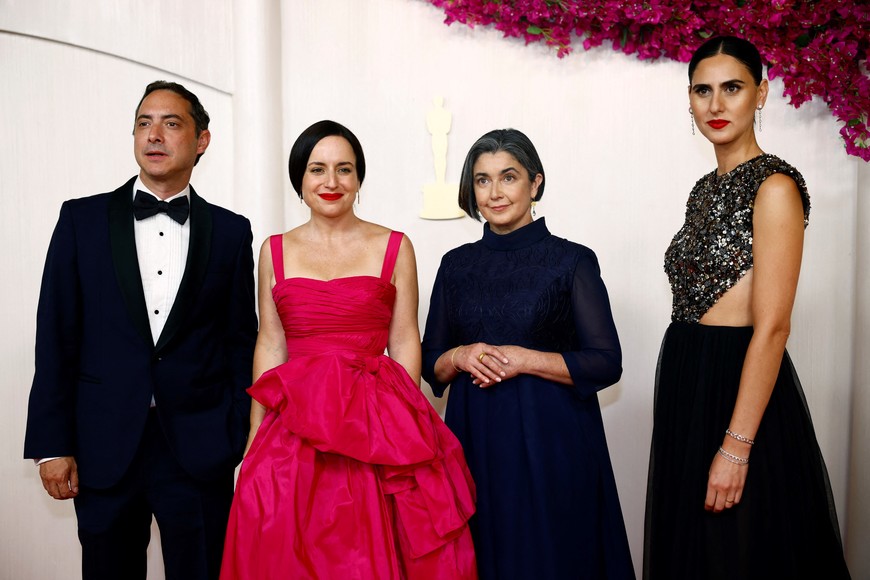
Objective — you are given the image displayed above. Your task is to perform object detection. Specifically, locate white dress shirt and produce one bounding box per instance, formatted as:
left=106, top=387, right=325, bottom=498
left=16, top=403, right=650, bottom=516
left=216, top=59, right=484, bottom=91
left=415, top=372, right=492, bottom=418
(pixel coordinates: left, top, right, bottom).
left=132, top=178, right=191, bottom=344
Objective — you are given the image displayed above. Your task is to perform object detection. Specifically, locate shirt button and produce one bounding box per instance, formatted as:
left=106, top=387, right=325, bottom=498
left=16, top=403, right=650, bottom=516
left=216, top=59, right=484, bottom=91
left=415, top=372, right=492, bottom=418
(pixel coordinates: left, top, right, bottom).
left=154, top=309, right=159, bottom=315
left=159, top=232, right=164, bottom=236
left=157, top=270, right=163, bottom=275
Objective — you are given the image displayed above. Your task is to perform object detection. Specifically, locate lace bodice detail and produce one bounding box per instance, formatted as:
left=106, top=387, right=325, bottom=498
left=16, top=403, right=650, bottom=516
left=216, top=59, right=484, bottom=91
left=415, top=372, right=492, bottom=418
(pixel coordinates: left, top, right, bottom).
left=422, top=218, right=622, bottom=398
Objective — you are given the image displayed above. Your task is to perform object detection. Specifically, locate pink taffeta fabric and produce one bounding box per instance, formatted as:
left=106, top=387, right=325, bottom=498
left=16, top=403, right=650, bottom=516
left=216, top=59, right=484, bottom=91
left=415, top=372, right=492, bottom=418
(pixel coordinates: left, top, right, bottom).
left=220, top=232, right=477, bottom=579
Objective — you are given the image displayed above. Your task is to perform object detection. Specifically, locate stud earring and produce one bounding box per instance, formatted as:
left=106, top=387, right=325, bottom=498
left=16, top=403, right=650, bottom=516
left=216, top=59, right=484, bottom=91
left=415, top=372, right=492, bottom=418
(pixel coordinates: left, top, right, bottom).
left=689, top=107, right=695, bottom=135
left=756, top=105, right=763, bottom=133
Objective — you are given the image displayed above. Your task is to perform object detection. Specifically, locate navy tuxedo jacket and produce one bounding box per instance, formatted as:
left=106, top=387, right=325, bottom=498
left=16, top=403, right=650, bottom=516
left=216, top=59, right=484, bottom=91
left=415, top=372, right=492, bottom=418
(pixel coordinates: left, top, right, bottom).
left=24, top=177, right=257, bottom=489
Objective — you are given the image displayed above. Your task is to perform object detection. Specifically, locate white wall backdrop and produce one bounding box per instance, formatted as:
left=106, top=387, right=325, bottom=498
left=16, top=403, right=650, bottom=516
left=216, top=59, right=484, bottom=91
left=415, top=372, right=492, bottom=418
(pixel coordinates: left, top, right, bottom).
left=1, top=0, right=866, bottom=578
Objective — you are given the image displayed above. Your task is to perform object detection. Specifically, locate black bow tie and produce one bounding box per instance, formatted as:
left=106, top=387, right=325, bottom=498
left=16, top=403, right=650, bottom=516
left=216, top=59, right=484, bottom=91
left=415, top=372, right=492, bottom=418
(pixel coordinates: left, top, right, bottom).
left=132, top=190, right=190, bottom=225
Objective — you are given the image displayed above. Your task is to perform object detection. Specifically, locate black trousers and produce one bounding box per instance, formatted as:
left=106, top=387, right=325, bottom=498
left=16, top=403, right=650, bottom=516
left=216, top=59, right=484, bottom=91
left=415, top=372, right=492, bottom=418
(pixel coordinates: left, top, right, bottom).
left=74, top=410, right=234, bottom=580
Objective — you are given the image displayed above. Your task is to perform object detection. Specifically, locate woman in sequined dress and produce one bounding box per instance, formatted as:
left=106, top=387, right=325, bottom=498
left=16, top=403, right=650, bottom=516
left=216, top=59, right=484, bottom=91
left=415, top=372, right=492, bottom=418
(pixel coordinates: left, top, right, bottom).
left=643, top=37, right=850, bottom=579
left=422, top=129, right=635, bottom=579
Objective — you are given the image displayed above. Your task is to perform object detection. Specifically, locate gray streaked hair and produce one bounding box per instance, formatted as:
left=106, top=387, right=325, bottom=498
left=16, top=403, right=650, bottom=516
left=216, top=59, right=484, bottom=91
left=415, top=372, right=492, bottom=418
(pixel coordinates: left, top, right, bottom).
left=457, top=128, right=546, bottom=221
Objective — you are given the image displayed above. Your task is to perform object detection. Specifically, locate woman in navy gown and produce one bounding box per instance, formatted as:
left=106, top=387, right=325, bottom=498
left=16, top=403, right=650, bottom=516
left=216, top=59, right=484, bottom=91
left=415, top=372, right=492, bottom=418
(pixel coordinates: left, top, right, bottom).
left=422, top=128, right=635, bottom=579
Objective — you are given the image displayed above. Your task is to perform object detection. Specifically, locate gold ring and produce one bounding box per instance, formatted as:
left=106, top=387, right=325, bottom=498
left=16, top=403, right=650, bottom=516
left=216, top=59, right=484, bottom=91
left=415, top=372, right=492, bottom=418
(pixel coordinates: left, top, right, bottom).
left=725, top=499, right=735, bottom=503
left=478, top=353, right=486, bottom=362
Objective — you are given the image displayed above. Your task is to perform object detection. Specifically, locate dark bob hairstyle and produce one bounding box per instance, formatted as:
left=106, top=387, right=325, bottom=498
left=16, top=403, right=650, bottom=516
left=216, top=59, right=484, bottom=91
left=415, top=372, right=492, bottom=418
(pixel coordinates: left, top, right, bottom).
left=457, top=128, right=545, bottom=221
left=688, top=36, right=764, bottom=86
left=288, top=120, right=366, bottom=198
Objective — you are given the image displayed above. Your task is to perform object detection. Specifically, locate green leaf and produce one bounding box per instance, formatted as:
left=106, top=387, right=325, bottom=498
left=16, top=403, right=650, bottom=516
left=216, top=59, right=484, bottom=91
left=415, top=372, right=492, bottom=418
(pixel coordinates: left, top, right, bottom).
left=795, top=33, right=811, bottom=48
left=847, top=118, right=861, bottom=127
left=698, top=30, right=712, bottom=39
left=527, top=26, right=543, bottom=35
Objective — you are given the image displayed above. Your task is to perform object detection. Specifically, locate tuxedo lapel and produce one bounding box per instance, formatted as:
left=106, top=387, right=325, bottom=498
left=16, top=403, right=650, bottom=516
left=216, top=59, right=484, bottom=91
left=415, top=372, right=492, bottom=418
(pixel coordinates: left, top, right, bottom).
left=155, top=186, right=212, bottom=353
left=108, top=177, right=154, bottom=348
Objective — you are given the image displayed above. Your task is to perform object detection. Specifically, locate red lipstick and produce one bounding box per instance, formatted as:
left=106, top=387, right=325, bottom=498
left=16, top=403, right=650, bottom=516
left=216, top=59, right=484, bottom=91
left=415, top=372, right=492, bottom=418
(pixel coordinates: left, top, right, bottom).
left=318, top=193, right=342, bottom=201
left=707, top=119, right=730, bottom=129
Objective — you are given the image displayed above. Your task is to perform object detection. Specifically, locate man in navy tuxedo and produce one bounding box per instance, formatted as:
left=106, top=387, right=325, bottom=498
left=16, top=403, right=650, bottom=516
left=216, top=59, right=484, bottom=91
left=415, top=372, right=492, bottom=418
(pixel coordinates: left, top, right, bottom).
left=24, top=81, right=257, bottom=580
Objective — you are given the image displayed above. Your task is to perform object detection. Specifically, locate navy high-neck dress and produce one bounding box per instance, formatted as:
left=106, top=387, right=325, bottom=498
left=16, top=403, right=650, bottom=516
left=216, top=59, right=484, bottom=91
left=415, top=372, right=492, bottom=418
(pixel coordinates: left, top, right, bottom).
left=423, top=218, right=635, bottom=580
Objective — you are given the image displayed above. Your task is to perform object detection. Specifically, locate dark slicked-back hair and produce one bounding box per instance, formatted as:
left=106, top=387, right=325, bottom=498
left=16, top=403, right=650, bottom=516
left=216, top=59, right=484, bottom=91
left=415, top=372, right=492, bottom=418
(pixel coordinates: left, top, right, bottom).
left=134, top=80, right=210, bottom=165
left=288, top=120, right=366, bottom=199
left=688, top=36, right=764, bottom=86
left=458, top=128, right=545, bottom=221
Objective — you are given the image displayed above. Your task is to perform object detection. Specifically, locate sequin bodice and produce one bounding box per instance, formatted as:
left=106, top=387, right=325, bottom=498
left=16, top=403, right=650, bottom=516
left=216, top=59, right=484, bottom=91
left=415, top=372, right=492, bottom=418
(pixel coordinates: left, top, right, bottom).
left=665, top=154, right=809, bottom=323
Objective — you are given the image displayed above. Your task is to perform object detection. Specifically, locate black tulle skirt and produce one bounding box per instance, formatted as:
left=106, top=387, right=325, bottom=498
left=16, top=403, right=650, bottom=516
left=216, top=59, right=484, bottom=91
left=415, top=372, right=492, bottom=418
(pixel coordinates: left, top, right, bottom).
left=644, top=322, right=850, bottom=580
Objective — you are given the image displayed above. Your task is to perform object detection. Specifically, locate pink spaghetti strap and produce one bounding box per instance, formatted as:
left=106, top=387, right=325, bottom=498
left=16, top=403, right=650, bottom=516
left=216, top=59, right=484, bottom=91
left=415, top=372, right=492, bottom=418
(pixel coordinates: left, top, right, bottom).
left=379, top=231, right=404, bottom=282
left=270, top=234, right=285, bottom=282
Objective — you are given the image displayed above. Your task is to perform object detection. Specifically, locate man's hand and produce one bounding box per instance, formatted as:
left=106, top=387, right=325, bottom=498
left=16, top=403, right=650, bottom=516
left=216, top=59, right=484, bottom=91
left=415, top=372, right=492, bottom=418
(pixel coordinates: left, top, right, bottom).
left=39, top=456, right=79, bottom=500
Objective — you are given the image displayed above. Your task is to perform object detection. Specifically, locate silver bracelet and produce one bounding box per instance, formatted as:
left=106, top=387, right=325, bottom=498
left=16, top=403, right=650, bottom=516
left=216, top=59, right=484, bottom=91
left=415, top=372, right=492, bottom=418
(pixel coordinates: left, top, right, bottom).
left=726, top=429, right=755, bottom=445
left=718, top=447, right=749, bottom=465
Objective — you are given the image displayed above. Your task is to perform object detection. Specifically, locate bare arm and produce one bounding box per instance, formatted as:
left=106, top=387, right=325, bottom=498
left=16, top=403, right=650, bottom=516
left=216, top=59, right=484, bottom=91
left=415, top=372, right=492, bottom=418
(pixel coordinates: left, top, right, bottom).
left=386, top=235, right=422, bottom=385
left=245, top=238, right=289, bottom=455
left=706, top=173, right=805, bottom=512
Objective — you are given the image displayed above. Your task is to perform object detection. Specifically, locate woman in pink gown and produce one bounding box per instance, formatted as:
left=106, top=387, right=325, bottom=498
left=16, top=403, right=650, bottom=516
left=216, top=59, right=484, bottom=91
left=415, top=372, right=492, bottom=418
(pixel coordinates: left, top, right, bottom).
left=220, top=120, right=477, bottom=579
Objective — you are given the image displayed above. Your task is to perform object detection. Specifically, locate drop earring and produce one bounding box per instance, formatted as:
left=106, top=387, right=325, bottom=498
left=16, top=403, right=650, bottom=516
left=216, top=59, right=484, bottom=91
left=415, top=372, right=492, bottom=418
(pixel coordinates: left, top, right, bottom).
left=531, top=200, right=537, bottom=218
left=689, top=107, right=695, bottom=135
left=756, top=105, right=763, bottom=132
left=356, top=191, right=361, bottom=205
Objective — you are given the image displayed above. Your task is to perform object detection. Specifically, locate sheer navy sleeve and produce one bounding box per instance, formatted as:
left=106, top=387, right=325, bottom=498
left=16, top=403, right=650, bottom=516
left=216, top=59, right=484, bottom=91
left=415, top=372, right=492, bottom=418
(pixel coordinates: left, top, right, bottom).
left=421, top=258, right=453, bottom=397
left=562, top=249, right=622, bottom=398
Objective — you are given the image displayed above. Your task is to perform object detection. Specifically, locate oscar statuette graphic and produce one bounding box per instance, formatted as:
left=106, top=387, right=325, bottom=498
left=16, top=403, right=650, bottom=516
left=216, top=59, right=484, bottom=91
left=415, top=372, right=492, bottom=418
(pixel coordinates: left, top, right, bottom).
left=420, top=96, right=465, bottom=219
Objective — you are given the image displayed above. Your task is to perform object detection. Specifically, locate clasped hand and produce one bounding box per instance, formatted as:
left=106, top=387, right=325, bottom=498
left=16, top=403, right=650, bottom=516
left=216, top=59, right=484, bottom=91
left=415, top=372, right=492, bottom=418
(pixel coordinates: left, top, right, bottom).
left=454, top=343, right=526, bottom=387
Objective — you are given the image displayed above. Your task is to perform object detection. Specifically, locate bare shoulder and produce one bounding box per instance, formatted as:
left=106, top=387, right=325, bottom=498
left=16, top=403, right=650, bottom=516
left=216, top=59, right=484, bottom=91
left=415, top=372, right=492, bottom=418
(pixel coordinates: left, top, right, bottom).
left=755, top=173, right=804, bottom=222
left=758, top=172, right=800, bottom=197
left=360, top=223, right=417, bottom=280
left=383, top=227, right=416, bottom=259
left=359, top=221, right=414, bottom=253
left=396, top=233, right=416, bottom=263
left=358, top=220, right=392, bottom=240
left=260, top=227, right=299, bottom=257
left=282, top=225, right=307, bottom=244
